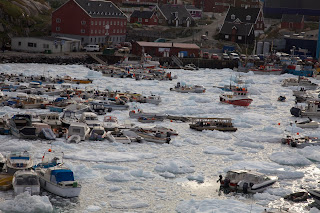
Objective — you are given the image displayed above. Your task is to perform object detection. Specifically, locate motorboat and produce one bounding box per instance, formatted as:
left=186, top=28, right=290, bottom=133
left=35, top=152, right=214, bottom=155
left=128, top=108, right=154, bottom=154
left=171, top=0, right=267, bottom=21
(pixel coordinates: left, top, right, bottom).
left=138, top=116, right=164, bottom=123
left=106, top=130, right=131, bottom=144
left=33, top=122, right=56, bottom=140
left=183, top=64, right=199, bottom=71
left=33, top=151, right=63, bottom=169
left=4, top=151, right=34, bottom=175
left=281, top=135, right=320, bottom=148
left=137, top=125, right=178, bottom=136
left=133, top=128, right=171, bottom=144
left=65, top=103, right=90, bottom=114
left=219, top=170, right=278, bottom=193
left=61, top=110, right=79, bottom=127
left=94, top=100, right=129, bottom=111
left=295, top=119, right=319, bottom=128
left=35, top=164, right=81, bottom=198
left=12, top=170, right=40, bottom=195
left=138, top=95, right=161, bottom=105
left=103, top=116, right=123, bottom=130
left=248, top=64, right=282, bottom=75
left=170, top=82, right=206, bottom=93
left=79, top=112, right=103, bottom=129
left=0, top=153, right=5, bottom=171
left=89, top=101, right=109, bottom=115
left=284, top=191, right=308, bottom=202
left=129, top=109, right=167, bottom=120
left=15, top=95, right=48, bottom=109
left=282, top=77, right=318, bottom=90
left=307, top=189, right=320, bottom=205
left=0, top=112, right=10, bottom=135
left=39, top=113, right=62, bottom=127
left=89, top=126, right=109, bottom=141
left=291, top=101, right=320, bottom=117
left=189, top=118, right=237, bottom=132
left=219, top=87, right=253, bottom=107
left=8, top=114, right=37, bottom=139
left=66, top=122, right=90, bottom=141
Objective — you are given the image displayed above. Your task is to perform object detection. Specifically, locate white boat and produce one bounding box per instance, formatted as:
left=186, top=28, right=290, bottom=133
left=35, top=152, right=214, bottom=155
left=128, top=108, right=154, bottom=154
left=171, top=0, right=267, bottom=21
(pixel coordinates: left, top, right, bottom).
left=132, top=128, right=171, bottom=144
left=295, top=119, right=319, bottom=128
left=66, top=122, right=90, bottom=141
left=4, top=151, right=34, bottom=175
left=36, top=164, right=81, bottom=198
left=8, top=114, right=37, bottom=139
left=219, top=87, right=253, bottom=107
left=183, top=64, right=199, bottom=71
left=219, top=170, right=278, bottom=193
left=142, top=95, right=161, bottom=105
left=12, top=170, right=40, bottom=195
left=170, top=82, right=206, bottom=93
left=129, top=109, right=166, bottom=119
left=61, top=110, right=79, bottom=127
left=79, top=112, right=103, bottom=129
left=89, top=126, right=108, bottom=141
left=282, top=77, right=318, bottom=90
left=103, top=116, right=123, bottom=130
left=39, top=113, right=62, bottom=127
left=33, top=122, right=56, bottom=140
left=0, top=153, right=5, bottom=171
left=65, top=103, right=89, bottom=114
left=106, top=130, right=131, bottom=144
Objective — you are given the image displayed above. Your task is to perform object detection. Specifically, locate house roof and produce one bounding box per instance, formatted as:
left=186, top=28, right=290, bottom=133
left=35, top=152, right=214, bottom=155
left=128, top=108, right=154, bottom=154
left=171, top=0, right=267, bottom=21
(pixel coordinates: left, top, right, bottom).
left=264, top=0, right=320, bottom=10
left=225, top=7, right=261, bottom=24
left=219, top=22, right=254, bottom=36
left=281, top=14, right=304, bottom=23
left=159, top=4, right=194, bottom=21
left=74, top=0, right=126, bottom=18
left=185, top=4, right=202, bottom=11
left=131, top=10, right=154, bottom=19
left=136, top=41, right=200, bottom=49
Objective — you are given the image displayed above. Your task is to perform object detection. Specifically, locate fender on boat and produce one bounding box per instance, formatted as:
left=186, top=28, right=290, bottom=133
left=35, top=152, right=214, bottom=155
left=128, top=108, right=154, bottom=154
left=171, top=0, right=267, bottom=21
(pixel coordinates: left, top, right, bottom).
left=290, top=107, right=301, bottom=117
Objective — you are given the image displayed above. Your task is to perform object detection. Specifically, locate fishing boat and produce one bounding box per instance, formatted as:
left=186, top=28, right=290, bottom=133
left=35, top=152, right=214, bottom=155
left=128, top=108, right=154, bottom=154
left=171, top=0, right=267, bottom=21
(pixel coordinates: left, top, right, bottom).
left=249, top=64, right=283, bottom=75
left=170, top=82, right=206, bottom=93
left=106, top=130, right=131, bottom=144
left=36, top=164, right=81, bottom=198
left=12, top=170, right=40, bottom=195
left=138, top=95, right=161, bottom=105
left=39, top=113, right=62, bottom=127
left=189, top=118, right=237, bottom=132
left=285, top=64, right=314, bottom=77
left=138, top=116, right=164, bottom=123
left=284, top=191, right=308, bottom=202
left=295, top=118, right=319, bottom=128
left=281, top=135, right=320, bottom=148
left=291, top=101, right=320, bottom=117
left=8, top=114, right=37, bottom=139
left=129, top=109, right=166, bottom=119
left=282, top=77, right=318, bottom=90
left=219, top=170, right=278, bottom=193
left=71, top=78, right=93, bottom=84
left=65, top=103, right=90, bottom=114
left=183, top=64, right=199, bottom=71
left=33, top=123, right=56, bottom=140
left=219, top=87, right=253, bottom=107
left=4, top=151, right=34, bottom=175
left=15, top=95, right=48, bottom=109
left=103, top=116, right=123, bottom=130
left=137, top=125, right=178, bottom=136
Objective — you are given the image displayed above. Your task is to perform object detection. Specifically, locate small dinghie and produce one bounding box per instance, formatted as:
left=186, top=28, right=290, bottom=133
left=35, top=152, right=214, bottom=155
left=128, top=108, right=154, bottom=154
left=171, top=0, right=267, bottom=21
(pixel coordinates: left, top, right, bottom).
left=284, top=191, right=308, bottom=202
left=295, top=118, right=319, bottom=128
left=67, top=135, right=81, bottom=143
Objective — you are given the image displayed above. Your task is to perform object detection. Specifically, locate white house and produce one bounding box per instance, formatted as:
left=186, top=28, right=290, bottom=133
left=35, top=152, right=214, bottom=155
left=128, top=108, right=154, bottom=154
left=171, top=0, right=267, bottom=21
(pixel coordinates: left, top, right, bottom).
left=11, top=37, right=81, bottom=53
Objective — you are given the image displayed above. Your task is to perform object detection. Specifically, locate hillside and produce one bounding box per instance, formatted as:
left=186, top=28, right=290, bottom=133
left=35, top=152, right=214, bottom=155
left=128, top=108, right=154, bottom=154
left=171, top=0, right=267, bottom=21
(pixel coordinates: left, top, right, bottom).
left=0, top=0, right=57, bottom=45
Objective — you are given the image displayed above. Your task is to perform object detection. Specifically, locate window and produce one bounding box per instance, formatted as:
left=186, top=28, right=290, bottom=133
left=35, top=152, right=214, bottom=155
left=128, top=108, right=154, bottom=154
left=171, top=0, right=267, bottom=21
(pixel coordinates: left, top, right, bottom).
left=56, top=18, right=61, bottom=23
left=107, top=21, right=109, bottom=25
left=138, top=18, right=142, bottom=22
left=238, top=36, right=242, bottom=40
left=225, top=35, right=229, bottom=39
left=231, top=14, right=235, bottom=20
left=81, top=21, right=86, bottom=25
left=110, top=21, right=112, bottom=25
left=102, top=29, right=105, bottom=33
left=56, top=27, right=60, bottom=31
left=103, top=21, right=105, bottom=25
left=28, top=42, right=33, bottom=47
left=154, top=19, right=157, bottom=22
left=117, top=21, right=119, bottom=25
left=145, top=19, right=148, bottom=22
left=120, top=29, right=122, bottom=33
left=124, top=22, right=126, bottom=25
left=91, top=21, right=94, bottom=25
left=43, top=44, right=49, bottom=48
left=18, top=42, right=21, bottom=46
left=91, top=38, right=93, bottom=42
left=81, top=29, right=85, bottom=33
left=98, top=30, right=101, bottom=34
left=95, top=21, right=97, bottom=25
left=246, top=15, right=251, bottom=21
left=121, top=21, right=123, bottom=26
left=99, top=21, right=101, bottom=25
left=113, top=29, right=115, bottom=33
left=117, top=29, right=119, bottom=33
left=95, top=30, right=97, bottom=34
left=159, top=19, right=162, bottom=24
left=91, top=30, right=93, bottom=34
left=124, top=29, right=126, bottom=33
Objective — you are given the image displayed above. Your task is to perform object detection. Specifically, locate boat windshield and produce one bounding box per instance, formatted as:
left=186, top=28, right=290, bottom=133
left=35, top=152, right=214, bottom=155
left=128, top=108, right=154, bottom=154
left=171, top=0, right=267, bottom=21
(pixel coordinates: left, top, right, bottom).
left=50, top=169, right=75, bottom=183
left=16, top=175, right=39, bottom=185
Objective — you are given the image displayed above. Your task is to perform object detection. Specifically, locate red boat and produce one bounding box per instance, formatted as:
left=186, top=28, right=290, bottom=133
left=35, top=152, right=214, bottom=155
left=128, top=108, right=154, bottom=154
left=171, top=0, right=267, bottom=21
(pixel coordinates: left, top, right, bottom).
left=219, top=87, right=253, bottom=107
left=249, top=64, right=282, bottom=75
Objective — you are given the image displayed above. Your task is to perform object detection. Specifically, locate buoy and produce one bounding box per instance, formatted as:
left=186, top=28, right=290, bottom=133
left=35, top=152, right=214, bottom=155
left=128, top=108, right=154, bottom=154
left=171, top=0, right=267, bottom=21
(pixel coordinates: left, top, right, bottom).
left=170, top=120, right=173, bottom=122
left=278, top=123, right=280, bottom=125
left=297, top=132, right=299, bottom=135
left=48, top=149, right=52, bottom=152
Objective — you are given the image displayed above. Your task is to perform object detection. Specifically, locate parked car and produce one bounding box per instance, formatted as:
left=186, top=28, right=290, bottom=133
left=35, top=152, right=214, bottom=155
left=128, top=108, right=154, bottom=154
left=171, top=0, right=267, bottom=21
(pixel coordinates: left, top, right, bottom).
left=203, top=52, right=210, bottom=59
left=211, top=53, right=219, bottom=60
left=83, top=45, right=100, bottom=52
left=201, top=35, right=208, bottom=41
left=229, top=53, right=240, bottom=60
left=222, top=53, right=230, bottom=60
left=240, top=54, right=247, bottom=60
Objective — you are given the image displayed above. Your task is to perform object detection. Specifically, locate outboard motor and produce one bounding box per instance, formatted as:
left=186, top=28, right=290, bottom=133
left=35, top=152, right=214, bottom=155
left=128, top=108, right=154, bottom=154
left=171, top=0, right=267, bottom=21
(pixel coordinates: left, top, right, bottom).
left=243, top=182, right=248, bottom=193
left=224, top=178, right=230, bottom=188
left=290, top=107, right=301, bottom=117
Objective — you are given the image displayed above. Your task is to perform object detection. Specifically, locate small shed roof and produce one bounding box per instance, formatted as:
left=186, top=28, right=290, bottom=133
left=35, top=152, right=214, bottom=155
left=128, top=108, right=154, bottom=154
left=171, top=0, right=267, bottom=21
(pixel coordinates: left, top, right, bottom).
left=281, top=14, right=304, bottom=23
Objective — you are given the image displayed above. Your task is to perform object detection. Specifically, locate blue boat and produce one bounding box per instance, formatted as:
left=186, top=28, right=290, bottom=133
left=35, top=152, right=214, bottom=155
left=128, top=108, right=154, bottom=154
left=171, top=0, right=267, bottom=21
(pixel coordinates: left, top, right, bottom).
left=285, top=65, right=314, bottom=77
left=49, top=106, right=64, bottom=113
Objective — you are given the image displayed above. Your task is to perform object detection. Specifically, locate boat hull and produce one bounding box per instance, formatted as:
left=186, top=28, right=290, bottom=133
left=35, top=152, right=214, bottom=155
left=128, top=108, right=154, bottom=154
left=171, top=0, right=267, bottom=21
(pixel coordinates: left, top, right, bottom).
left=251, top=70, right=282, bottom=75
left=308, top=189, right=320, bottom=205
left=220, top=98, right=253, bottom=106
left=39, top=177, right=81, bottom=198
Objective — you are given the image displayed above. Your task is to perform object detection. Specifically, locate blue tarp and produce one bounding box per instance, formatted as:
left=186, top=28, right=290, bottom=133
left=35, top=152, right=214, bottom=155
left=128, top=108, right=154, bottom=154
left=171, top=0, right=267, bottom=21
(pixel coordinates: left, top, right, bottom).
left=10, top=156, right=30, bottom=160
left=51, top=169, right=74, bottom=183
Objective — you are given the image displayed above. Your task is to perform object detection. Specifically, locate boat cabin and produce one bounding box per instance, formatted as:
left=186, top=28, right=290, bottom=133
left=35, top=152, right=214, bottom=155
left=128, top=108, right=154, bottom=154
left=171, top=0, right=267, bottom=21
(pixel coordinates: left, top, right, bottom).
left=67, top=122, right=90, bottom=141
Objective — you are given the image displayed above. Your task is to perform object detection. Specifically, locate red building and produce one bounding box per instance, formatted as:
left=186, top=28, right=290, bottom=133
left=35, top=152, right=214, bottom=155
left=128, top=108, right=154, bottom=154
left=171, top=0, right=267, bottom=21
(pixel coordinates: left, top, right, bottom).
left=51, top=0, right=128, bottom=46
left=194, top=0, right=260, bottom=13
left=132, top=41, right=200, bottom=57
left=281, top=14, right=304, bottom=31
left=130, top=10, right=159, bottom=25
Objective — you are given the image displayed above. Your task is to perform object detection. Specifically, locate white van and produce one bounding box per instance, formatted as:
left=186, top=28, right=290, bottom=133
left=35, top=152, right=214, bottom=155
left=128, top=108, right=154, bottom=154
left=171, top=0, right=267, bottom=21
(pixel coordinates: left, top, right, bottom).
left=83, top=45, right=100, bottom=52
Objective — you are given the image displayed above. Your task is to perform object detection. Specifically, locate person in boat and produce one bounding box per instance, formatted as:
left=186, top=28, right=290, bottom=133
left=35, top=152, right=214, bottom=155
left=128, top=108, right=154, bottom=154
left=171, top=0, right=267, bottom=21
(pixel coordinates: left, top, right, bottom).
left=217, top=175, right=222, bottom=183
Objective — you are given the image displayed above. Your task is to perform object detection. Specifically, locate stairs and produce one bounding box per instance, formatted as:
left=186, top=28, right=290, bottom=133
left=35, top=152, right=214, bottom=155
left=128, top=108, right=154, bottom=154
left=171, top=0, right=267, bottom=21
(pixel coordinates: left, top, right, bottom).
left=88, top=53, right=107, bottom=65
left=171, top=55, right=183, bottom=68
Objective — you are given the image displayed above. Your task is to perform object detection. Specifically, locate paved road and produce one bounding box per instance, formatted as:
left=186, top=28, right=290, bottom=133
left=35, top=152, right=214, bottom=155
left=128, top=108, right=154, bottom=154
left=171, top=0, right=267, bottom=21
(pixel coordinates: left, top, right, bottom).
left=171, top=13, right=226, bottom=44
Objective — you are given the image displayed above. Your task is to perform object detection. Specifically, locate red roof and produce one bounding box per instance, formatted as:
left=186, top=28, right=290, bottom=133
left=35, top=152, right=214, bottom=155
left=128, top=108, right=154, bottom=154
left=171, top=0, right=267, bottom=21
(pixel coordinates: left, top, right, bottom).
left=136, top=41, right=200, bottom=49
